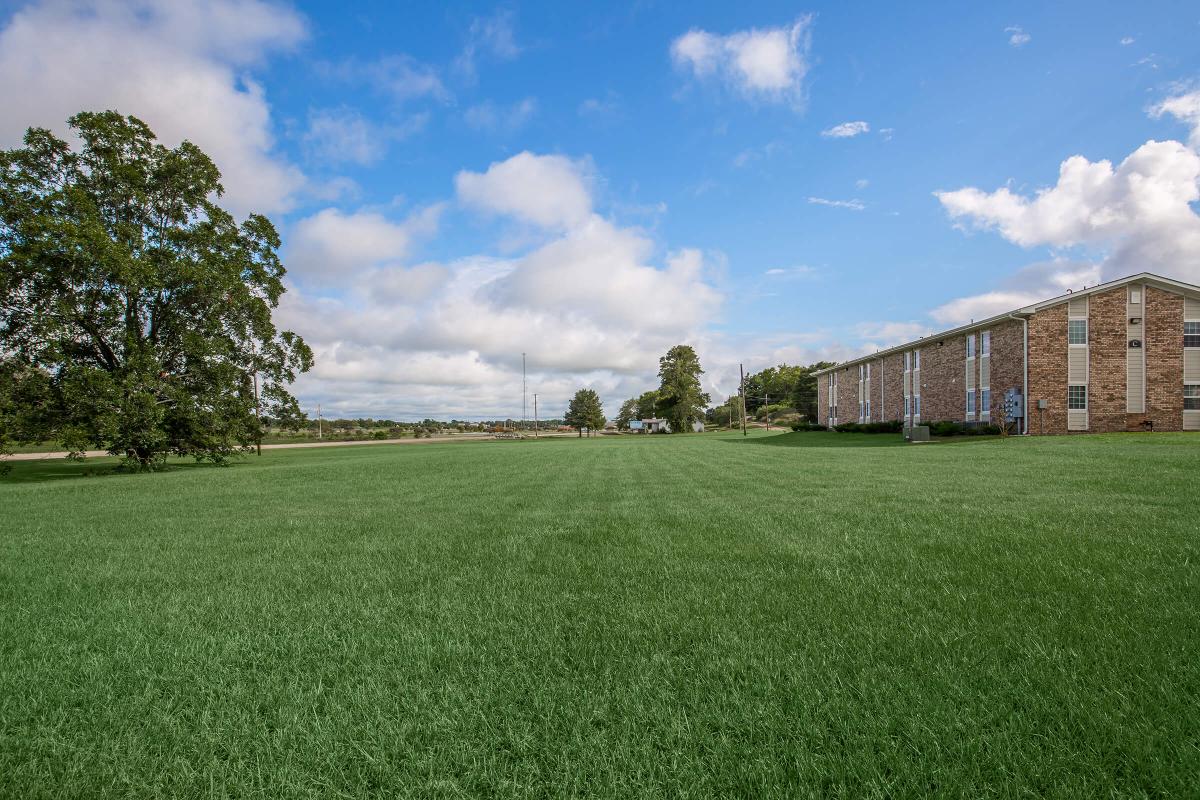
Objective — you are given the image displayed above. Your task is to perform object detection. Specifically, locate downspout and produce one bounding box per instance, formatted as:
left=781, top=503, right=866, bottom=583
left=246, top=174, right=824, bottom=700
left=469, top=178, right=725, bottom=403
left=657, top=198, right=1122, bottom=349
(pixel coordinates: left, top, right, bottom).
left=1008, top=312, right=1029, bottom=435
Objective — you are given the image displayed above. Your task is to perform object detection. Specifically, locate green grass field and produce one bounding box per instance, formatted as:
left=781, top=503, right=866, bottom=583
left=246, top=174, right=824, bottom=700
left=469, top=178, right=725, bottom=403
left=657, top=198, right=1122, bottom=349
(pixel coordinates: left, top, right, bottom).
left=2, top=430, right=1198, bottom=797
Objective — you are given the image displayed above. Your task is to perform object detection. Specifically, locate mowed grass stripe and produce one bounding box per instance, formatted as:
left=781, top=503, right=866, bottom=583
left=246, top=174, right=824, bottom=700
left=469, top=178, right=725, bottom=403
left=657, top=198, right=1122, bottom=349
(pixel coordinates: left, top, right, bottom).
left=1, top=431, right=1198, bottom=797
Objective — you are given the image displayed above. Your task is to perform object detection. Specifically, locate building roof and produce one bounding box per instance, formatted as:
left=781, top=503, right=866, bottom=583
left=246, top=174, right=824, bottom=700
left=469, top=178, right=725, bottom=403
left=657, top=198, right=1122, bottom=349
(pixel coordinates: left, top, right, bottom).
left=812, top=272, right=1200, bottom=376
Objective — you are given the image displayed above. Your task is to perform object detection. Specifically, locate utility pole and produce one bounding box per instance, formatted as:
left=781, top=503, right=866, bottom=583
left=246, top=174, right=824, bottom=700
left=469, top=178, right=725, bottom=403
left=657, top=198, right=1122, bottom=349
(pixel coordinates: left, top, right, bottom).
left=522, top=352, right=527, bottom=433
left=739, top=364, right=747, bottom=437
left=764, top=392, right=770, bottom=431
left=533, top=394, right=539, bottom=438
left=317, top=403, right=322, bottom=440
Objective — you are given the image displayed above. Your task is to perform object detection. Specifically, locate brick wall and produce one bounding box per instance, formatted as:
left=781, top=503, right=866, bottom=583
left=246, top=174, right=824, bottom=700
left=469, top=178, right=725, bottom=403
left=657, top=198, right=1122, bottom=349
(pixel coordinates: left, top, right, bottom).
left=1143, top=286, right=1183, bottom=430
left=1027, top=301, right=1069, bottom=434
left=817, top=377, right=827, bottom=425
left=1089, top=287, right=1128, bottom=432
left=835, top=364, right=857, bottom=424
left=989, top=318, right=1025, bottom=424
left=880, top=353, right=904, bottom=422
left=1028, top=286, right=1185, bottom=433
left=916, top=335, right=966, bottom=422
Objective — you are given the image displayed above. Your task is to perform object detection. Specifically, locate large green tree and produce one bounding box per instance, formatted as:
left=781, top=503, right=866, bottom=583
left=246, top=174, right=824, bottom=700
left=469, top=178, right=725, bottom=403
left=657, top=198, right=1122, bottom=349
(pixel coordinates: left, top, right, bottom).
left=656, top=345, right=709, bottom=433
left=790, top=361, right=835, bottom=422
left=634, top=390, right=659, bottom=420
left=614, top=397, right=639, bottom=430
left=564, top=388, right=605, bottom=437
left=0, top=111, right=312, bottom=469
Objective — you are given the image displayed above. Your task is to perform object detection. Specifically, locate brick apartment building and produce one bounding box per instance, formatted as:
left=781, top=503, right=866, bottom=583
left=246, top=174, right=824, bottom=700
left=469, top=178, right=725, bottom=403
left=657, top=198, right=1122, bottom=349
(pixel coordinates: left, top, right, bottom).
left=814, top=273, right=1200, bottom=435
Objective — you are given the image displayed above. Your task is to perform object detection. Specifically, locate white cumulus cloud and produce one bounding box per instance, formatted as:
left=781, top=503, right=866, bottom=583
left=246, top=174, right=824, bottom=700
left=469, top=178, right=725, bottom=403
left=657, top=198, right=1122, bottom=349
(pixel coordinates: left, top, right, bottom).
left=1151, top=86, right=1200, bottom=147
left=279, top=152, right=725, bottom=419
left=456, top=152, right=594, bottom=229
left=670, top=16, right=813, bottom=107
left=935, top=139, right=1200, bottom=283
left=0, top=0, right=307, bottom=217
left=285, top=205, right=444, bottom=284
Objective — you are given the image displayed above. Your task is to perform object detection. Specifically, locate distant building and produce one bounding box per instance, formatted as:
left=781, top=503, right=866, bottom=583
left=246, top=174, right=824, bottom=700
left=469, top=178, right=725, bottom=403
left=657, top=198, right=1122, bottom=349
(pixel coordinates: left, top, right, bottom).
left=636, top=418, right=705, bottom=433
left=814, top=273, right=1200, bottom=435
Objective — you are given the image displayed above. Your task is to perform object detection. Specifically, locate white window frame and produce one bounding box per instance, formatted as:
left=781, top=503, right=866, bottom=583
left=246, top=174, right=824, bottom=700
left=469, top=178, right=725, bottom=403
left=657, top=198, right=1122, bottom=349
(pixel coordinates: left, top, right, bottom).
left=1184, top=384, right=1200, bottom=411
left=1067, top=384, right=1088, bottom=411
left=966, top=334, right=976, bottom=360
left=981, top=388, right=991, bottom=418
left=913, top=394, right=921, bottom=422
left=966, top=388, right=976, bottom=419
left=1068, top=319, right=1088, bottom=346
left=1185, top=321, right=1200, bottom=349
left=914, top=349, right=921, bottom=370
left=981, top=330, right=991, bottom=356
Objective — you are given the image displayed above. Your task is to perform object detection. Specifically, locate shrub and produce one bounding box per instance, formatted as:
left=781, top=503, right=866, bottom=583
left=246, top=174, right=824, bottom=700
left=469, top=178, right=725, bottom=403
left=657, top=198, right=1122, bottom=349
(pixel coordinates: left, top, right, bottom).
left=832, top=420, right=903, bottom=434
left=924, top=421, right=1003, bottom=437
left=790, top=422, right=827, bottom=432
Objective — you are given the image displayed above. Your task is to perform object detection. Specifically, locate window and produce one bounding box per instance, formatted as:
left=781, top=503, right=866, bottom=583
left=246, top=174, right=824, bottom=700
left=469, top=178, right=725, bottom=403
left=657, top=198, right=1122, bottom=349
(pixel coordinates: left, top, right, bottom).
left=1068, top=319, right=1088, bottom=345
left=914, top=349, right=921, bottom=369
left=865, top=399, right=871, bottom=419
left=904, top=351, right=911, bottom=371
left=1130, top=289, right=1141, bottom=304
left=1185, top=321, right=1200, bottom=348
left=914, top=395, right=921, bottom=418
left=981, top=331, right=991, bottom=356
left=966, top=335, right=975, bottom=359
left=1185, top=385, right=1200, bottom=411
left=966, top=388, right=976, bottom=416
left=1068, top=385, right=1087, bottom=410
left=904, top=396, right=911, bottom=417
left=981, top=388, right=991, bottom=415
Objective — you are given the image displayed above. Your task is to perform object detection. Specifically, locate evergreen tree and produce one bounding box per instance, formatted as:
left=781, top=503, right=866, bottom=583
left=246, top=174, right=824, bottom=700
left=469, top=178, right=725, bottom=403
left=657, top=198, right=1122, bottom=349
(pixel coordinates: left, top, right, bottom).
left=656, top=345, right=709, bottom=433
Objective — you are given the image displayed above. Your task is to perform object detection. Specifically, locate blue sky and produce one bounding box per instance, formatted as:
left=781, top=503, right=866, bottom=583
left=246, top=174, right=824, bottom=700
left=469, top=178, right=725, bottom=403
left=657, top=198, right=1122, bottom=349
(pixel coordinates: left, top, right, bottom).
left=2, top=1, right=1199, bottom=419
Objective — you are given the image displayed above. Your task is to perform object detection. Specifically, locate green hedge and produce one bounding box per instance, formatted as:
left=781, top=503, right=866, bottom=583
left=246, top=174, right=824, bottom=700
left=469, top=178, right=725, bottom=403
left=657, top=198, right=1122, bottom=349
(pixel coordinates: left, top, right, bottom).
left=790, top=422, right=828, bottom=432
left=832, top=420, right=904, bottom=434
left=924, top=420, right=1002, bottom=436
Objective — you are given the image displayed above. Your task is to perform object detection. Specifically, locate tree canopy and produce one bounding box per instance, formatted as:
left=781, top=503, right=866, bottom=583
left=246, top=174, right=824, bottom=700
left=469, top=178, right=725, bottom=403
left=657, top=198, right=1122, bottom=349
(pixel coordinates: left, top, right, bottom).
left=738, top=362, right=835, bottom=422
left=634, top=390, right=659, bottom=420
left=656, top=345, right=709, bottom=433
left=614, top=397, right=639, bottom=430
left=0, top=111, right=312, bottom=469
left=564, top=388, right=605, bottom=436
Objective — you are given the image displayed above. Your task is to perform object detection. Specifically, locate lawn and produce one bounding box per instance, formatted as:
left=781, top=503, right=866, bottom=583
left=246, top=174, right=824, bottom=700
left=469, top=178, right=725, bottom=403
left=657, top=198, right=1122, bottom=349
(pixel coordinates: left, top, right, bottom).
left=2, top=430, right=1198, bottom=797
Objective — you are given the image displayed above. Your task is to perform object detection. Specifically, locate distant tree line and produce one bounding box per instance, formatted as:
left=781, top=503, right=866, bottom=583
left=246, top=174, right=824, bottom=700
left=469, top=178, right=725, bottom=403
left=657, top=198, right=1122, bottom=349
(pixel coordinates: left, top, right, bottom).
left=704, top=361, right=835, bottom=427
